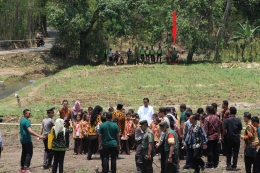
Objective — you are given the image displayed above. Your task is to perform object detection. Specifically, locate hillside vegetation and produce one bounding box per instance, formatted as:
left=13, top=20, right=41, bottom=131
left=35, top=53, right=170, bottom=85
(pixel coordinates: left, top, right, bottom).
left=0, top=63, right=260, bottom=122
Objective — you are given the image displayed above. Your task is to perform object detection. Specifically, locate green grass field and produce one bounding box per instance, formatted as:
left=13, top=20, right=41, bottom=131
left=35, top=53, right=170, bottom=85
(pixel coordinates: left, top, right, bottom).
left=0, top=63, right=260, bottom=123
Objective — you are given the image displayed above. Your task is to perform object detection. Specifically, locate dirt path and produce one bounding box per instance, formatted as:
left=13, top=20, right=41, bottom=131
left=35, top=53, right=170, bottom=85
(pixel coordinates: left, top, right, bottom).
left=0, top=28, right=57, bottom=55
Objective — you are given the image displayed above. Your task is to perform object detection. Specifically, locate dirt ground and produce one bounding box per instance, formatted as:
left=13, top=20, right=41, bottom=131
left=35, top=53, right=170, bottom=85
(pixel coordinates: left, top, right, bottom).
left=0, top=131, right=247, bottom=173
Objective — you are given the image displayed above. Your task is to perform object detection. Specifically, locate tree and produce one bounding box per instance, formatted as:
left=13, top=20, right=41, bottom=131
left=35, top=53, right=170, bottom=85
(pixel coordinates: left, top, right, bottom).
left=229, top=20, right=260, bottom=62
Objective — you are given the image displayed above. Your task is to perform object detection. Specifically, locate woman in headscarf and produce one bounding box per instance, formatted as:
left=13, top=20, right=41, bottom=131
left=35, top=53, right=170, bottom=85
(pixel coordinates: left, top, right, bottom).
left=52, top=118, right=72, bottom=173
left=87, top=105, right=102, bottom=160
left=71, top=101, right=84, bottom=123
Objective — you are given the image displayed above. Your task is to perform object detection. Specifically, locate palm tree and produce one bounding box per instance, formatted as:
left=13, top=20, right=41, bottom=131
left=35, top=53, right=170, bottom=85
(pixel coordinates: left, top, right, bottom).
left=229, top=20, right=260, bottom=62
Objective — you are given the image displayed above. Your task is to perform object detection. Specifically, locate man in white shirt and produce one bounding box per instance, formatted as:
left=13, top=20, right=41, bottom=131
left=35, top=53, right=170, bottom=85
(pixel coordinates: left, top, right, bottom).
left=108, top=48, right=113, bottom=62
left=137, top=98, right=154, bottom=126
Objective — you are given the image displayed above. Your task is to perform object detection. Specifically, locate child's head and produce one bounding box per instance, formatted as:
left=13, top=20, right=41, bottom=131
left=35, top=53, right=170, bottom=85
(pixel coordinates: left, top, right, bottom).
left=126, top=112, right=131, bottom=121
left=152, top=113, right=158, bottom=122
left=88, top=107, right=93, bottom=115
left=128, top=109, right=134, bottom=115
left=76, top=114, right=82, bottom=121
left=155, top=117, right=161, bottom=125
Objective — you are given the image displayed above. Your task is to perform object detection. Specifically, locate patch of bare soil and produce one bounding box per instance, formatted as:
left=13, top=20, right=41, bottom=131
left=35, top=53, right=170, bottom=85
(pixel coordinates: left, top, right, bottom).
left=0, top=129, right=247, bottom=173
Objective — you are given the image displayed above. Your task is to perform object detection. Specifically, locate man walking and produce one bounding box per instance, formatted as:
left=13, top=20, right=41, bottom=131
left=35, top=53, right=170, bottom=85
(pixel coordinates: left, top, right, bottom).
left=98, top=112, right=121, bottom=173
left=137, top=120, right=154, bottom=173
left=135, top=121, right=144, bottom=173
left=39, top=107, right=55, bottom=169
left=251, top=116, right=260, bottom=173
left=137, top=98, right=154, bottom=126
left=204, top=106, right=220, bottom=168
left=223, top=107, right=242, bottom=170
left=241, top=112, right=257, bottom=173
left=159, top=121, right=179, bottom=173
left=20, top=109, right=45, bottom=172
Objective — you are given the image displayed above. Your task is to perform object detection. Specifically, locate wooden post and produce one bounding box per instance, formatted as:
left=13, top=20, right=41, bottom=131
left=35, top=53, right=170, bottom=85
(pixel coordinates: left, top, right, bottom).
left=0, top=81, right=4, bottom=90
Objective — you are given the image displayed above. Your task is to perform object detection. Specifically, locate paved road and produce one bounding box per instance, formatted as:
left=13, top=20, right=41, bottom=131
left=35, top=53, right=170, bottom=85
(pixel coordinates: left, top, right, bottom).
left=0, top=27, right=57, bottom=55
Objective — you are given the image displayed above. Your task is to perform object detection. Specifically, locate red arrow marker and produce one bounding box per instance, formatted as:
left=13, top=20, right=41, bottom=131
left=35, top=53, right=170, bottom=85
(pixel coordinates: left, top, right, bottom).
left=172, top=12, right=177, bottom=44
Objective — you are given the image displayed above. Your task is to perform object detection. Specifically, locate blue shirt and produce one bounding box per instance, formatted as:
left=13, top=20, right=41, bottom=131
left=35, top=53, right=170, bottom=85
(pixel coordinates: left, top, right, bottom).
left=20, top=117, right=32, bottom=144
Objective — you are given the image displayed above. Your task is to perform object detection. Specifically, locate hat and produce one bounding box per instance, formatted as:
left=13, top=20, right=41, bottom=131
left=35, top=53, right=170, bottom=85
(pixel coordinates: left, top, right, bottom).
left=165, top=107, right=171, bottom=112
left=46, top=107, right=55, bottom=112
left=138, top=120, right=148, bottom=126
left=159, top=121, right=168, bottom=128
left=117, top=104, right=123, bottom=110
left=131, top=113, right=140, bottom=120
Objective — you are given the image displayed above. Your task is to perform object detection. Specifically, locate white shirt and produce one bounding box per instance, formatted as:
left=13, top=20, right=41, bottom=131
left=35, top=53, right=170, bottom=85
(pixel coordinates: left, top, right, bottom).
left=137, top=105, right=154, bottom=126
left=109, top=50, right=113, bottom=57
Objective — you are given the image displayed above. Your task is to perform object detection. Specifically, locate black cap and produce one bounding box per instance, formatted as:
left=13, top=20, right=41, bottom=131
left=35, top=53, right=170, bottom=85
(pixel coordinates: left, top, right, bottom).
left=165, top=107, right=171, bottom=112
left=117, top=104, right=123, bottom=110
left=138, top=120, right=148, bottom=126
left=46, top=107, right=55, bottom=112
left=131, top=113, right=140, bottom=120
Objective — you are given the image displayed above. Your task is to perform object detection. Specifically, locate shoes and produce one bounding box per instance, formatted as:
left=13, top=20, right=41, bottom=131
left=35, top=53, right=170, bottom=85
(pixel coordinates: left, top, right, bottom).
left=183, top=165, right=190, bottom=169
left=201, top=163, right=206, bottom=171
left=206, top=163, right=213, bottom=168
left=87, top=157, right=92, bottom=160
left=226, top=165, right=233, bottom=170
left=214, top=165, right=219, bottom=169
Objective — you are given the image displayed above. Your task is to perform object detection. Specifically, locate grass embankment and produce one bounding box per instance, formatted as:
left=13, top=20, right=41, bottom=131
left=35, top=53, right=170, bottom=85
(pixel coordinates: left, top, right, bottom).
left=0, top=63, right=260, bottom=123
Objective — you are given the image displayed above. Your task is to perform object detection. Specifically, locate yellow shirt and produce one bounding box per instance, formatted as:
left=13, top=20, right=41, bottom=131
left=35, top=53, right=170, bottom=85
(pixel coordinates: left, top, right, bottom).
left=88, top=115, right=101, bottom=136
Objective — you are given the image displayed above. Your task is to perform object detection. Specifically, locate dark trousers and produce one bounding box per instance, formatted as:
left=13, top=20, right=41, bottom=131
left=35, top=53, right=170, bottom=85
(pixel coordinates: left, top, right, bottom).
left=74, top=138, right=83, bottom=154
left=102, top=147, right=117, bottom=173
left=185, top=146, right=194, bottom=168
left=83, top=137, right=89, bottom=154
left=207, top=140, right=220, bottom=167
left=193, top=148, right=204, bottom=173
left=160, top=141, right=166, bottom=173
left=109, top=56, right=113, bottom=62
left=21, top=142, right=33, bottom=169
left=253, top=149, right=260, bottom=173
left=43, top=137, right=53, bottom=165
left=151, top=55, right=155, bottom=63
left=121, top=140, right=130, bottom=154
left=100, top=149, right=109, bottom=172
left=87, top=137, right=98, bottom=159
left=226, top=141, right=240, bottom=168
left=52, top=151, right=65, bottom=173
left=141, top=55, right=145, bottom=63
left=165, top=151, right=178, bottom=173
left=245, top=154, right=254, bottom=173
left=138, top=148, right=153, bottom=173
left=145, top=55, right=150, bottom=62
left=135, top=144, right=142, bottom=173
left=65, top=132, right=69, bottom=148
left=129, top=135, right=135, bottom=150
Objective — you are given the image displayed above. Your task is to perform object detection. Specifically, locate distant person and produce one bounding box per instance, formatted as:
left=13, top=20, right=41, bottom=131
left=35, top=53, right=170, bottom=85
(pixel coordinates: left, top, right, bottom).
left=20, top=109, right=45, bottom=172
left=117, top=56, right=124, bottom=65
left=204, top=106, right=220, bottom=169
left=251, top=116, right=260, bottom=173
left=108, top=107, right=114, bottom=114
left=51, top=118, right=72, bottom=173
left=171, top=47, right=178, bottom=62
left=223, top=107, right=242, bottom=170
left=58, top=100, right=72, bottom=150
left=221, top=100, right=229, bottom=155
left=114, top=51, right=120, bottom=64
left=211, top=103, right=220, bottom=119
left=150, top=46, right=155, bottom=63
left=103, top=49, right=108, bottom=60
left=241, top=112, right=257, bottom=173
left=73, top=114, right=86, bottom=155
left=99, top=112, right=121, bottom=173
left=140, top=46, right=145, bottom=63
left=127, top=48, right=132, bottom=60
left=87, top=105, right=102, bottom=160
left=137, top=98, right=154, bottom=126
left=39, top=107, right=55, bottom=169
left=157, top=46, right=162, bottom=63
left=0, top=130, right=3, bottom=158
left=71, top=101, right=84, bottom=123
left=145, top=46, right=150, bottom=62
left=108, top=48, right=113, bottom=62
left=179, top=103, right=187, bottom=160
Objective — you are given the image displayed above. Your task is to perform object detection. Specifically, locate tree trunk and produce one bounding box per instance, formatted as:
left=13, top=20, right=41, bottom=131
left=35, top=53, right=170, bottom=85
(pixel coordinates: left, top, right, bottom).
left=214, top=0, right=231, bottom=61
left=187, top=44, right=196, bottom=63
left=79, top=31, right=87, bottom=64
left=40, top=0, right=47, bottom=34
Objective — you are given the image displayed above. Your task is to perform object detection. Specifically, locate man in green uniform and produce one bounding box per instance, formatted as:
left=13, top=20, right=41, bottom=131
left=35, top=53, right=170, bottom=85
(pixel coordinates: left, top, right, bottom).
left=136, top=120, right=154, bottom=173
left=145, top=46, right=150, bottom=63
left=140, top=46, right=145, bottom=63
left=160, top=121, right=179, bottom=173
left=150, top=46, right=155, bottom=64
left=157, top=46, right=162, bottom=63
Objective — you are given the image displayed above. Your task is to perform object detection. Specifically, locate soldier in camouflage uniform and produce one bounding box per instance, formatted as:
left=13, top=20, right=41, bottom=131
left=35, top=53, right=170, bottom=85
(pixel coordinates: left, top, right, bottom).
left=136, top=120, right=154, bottom=173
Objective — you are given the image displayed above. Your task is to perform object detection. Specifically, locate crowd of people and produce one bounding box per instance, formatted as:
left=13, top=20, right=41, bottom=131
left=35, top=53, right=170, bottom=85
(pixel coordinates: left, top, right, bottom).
left=104, top=45, right=181, bottom=64
left=17, top=99, right=260, bottom=173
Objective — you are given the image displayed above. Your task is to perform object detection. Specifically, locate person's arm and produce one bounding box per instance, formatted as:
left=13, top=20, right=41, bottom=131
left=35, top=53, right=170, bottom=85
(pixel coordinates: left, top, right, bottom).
left=146, top=133, right=154, bottom=160
left=156, top=131, right=165, bottom=147
left=39, top=125, right=43, bottom=135
left=168, top=145, right=174, bottom=163
left=117, top=133, right=121, bottom=150
left=242, top=125, right=253, bottom=140
left=27, top=127, right=44, bottom=139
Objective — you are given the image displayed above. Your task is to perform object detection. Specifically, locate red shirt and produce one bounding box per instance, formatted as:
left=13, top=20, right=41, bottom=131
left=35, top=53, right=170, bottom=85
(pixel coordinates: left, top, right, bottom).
left=204, top=114, right=220, bottom=140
